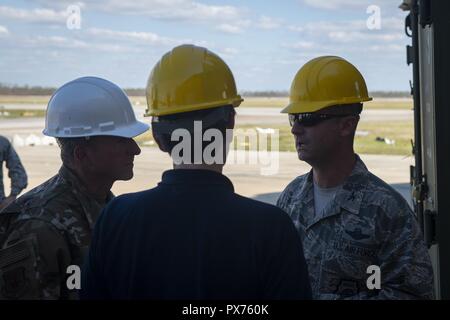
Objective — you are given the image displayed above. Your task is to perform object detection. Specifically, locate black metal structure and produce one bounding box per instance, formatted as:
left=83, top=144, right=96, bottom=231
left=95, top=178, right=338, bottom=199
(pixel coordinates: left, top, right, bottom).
left=402, top=0, right=450, bottom=299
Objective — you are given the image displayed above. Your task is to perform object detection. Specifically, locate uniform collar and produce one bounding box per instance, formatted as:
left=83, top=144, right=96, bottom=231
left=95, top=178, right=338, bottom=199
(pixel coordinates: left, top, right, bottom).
left=59, top=165, right=114, bottom=229
left=159, top=169, right=234, bottom=192
left=336, top=155, right=368, bottom=215
left=302, top=155, right=369, bottom=229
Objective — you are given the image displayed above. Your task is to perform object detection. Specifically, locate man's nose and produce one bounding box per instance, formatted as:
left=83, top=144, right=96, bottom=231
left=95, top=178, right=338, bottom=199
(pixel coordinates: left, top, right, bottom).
left=127, top=138, right=141, bottom=155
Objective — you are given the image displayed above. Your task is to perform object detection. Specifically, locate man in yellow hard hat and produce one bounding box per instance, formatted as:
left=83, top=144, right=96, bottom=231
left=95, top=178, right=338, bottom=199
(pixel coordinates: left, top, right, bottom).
left=81, top=44, right=312, bottom=299
left=277, top=56, right=434, bottom=299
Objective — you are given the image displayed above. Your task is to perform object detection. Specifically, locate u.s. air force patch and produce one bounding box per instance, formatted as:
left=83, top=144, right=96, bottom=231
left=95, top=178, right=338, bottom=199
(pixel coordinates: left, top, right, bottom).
left=0, top=236, right=39, bottom=299
left=1, top=267, right=30, bottom=299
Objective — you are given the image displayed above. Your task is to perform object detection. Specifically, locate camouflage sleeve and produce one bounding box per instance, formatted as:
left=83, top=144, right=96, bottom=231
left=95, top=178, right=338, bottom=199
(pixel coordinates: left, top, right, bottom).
left=370, top=205, right=434, bottom=299
left=0, top=219, right=72, bottom=300
left=276, top=184, right=292, bottom=213
left=4, top=143, right=28, bottom=197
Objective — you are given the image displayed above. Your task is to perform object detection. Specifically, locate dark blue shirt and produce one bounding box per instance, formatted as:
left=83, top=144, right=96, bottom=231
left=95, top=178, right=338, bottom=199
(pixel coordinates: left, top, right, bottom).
left=81, top=169, right=311, bottom=300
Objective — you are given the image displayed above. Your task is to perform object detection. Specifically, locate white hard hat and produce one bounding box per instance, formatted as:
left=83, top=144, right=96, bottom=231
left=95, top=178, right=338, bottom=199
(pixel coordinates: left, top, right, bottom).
left=43, top=76, right=149, bottom=138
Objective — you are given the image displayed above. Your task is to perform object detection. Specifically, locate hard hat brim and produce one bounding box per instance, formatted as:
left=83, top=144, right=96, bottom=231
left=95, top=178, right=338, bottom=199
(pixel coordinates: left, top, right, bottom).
left=108, top=121, right=150, bottom=138
left=43, top=120, right=150, bottom=138
left=281, top=96, right=373, bottom=114
left=146, top=97, right=243, bottom=117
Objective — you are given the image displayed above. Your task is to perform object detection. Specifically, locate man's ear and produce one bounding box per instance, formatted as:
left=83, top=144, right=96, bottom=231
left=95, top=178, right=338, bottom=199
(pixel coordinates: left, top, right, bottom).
left=152, top=126, right=169, bottom=153
left=339, top=115, right=359, bottom=137
left=73, top=144, right=87, bottom=163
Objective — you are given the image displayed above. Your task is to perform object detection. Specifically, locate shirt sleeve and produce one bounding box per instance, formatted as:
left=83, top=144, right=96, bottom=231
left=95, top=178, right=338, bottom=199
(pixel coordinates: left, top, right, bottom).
left=276, top=185, right=293, bottom=216
left=5, top=142, right=28, bottom=197
left=0, top=219, right=72, bottom=299
left=370, top=204, right=435, bottom=300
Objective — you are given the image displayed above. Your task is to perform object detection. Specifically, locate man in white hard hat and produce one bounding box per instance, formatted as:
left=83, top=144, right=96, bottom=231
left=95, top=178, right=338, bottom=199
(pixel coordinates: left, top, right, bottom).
left=0, top=77, right=149, bottom=299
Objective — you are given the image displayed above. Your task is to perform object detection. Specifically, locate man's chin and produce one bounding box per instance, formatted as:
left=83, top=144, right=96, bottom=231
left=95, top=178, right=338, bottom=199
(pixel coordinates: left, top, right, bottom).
left=296, top=150, right=307, bottom=161
left=117, top=172, right=134, bottom=181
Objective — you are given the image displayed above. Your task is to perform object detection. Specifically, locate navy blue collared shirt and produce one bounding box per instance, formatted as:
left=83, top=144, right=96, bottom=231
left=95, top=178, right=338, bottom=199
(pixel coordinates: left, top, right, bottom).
left=81, top=169, right=311, bottom=300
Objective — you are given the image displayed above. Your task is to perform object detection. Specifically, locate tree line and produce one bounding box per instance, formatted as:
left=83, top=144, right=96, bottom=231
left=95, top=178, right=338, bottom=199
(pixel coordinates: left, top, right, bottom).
left=0, top=84, right=411, bottom=98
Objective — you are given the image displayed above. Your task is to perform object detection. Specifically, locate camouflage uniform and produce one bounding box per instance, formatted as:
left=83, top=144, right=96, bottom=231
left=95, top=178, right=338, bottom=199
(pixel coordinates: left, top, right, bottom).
left=0, top=166, right=113, bottom=299
left=277, top=155, right=434, bottom=300
left=0, top=136, right=28, bottom=202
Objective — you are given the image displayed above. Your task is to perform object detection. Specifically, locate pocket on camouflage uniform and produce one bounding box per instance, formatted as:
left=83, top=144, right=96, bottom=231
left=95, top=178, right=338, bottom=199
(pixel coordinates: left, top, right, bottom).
left=319, top=239, right=378, bottom=298
left=0, top=235, right=41, bottom=299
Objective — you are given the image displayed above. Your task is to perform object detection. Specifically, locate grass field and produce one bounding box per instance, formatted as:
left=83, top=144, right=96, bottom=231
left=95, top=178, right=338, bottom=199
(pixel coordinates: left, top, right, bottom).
left=0, top=109, right=46, bottom=118
left=238, top=97, right=412, bottom=110
left=0, top=95, right=413, bottom=110
left=133, top=120, right=413, bottom=156
left=0, top=95, right=149, bottom=106
left=0, top=95, right=51, bottom=104
left=0, top=95, right=413, bottom=156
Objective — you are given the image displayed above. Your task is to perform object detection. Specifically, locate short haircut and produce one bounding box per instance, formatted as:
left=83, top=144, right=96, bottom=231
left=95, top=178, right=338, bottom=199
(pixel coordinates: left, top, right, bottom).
left=320, top=103, right=362, bottom=142
left=152, top=105, right=235, bottom=163
left=56, top=137, right=89, bottom=166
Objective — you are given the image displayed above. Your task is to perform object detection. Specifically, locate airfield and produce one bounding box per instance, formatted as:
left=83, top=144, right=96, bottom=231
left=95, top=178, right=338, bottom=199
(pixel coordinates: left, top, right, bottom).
left=0, top=98, right=414, bottom=205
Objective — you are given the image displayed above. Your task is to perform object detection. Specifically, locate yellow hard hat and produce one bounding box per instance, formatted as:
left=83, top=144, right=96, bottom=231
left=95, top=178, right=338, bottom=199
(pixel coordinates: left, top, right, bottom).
left=281, top=56, right=372, bottom=114
left=145, top=44, right=243, bottom=116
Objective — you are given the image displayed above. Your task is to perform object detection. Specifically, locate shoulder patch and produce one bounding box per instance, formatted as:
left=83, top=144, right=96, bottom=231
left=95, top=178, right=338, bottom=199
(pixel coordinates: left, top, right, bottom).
left=0, top=235, right=40, bottom=299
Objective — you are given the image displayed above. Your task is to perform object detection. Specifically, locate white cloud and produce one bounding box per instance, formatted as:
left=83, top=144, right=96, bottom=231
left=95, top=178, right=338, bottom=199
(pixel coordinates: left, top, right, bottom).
left=288, top=19, right=405, bottom=44
left=0, top=25, right=9, bottom=35
left=301, top=0, right=394, bottom=10
left=215, top=20, right=251, bottom=34
left=216, top=24, right=242, bottom=34
left=368, top=44, right=403, bottom=52
left=289, top=20, right=365, bottom=34
left=20, top=1, right=86, bottom=10
left=186, top=39, right=210, bottom=47
left=1, top=1, right=243, bottom=25
left=87, top=28, right=179, bottom=46
left=284, top=41, right=315, bottom=49
left=216, top=47, right=239, bottom=59
left=25, top=35, right=87, bottom=48
left=99, top=0, right=242, bottom=23
left=256, top=15, right=282, bottom=30
left=302, top=0, right=362, bottom=10
left=3, top=34, right=138, bottom=53
left=379, top=17, right=405, bottom=30
left=275, top=58, right=307, bottom=66
left=250, top=66, right=267, bottom=72
left=223, top=47, right=239, bottom=55
left=288, top=25, right=304, bottom=32
left=282, top=17, right=407, bottom=60
left=0, top=5, right=68, bottom=23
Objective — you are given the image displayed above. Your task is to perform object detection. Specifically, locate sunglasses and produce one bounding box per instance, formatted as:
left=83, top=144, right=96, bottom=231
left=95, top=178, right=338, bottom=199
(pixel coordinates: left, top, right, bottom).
left=288, top=113, right=355, bottom=127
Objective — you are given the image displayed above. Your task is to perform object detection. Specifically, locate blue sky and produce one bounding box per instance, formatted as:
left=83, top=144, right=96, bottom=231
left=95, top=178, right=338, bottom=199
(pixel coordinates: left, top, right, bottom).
left=0, top=0, right=411, bottom=91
